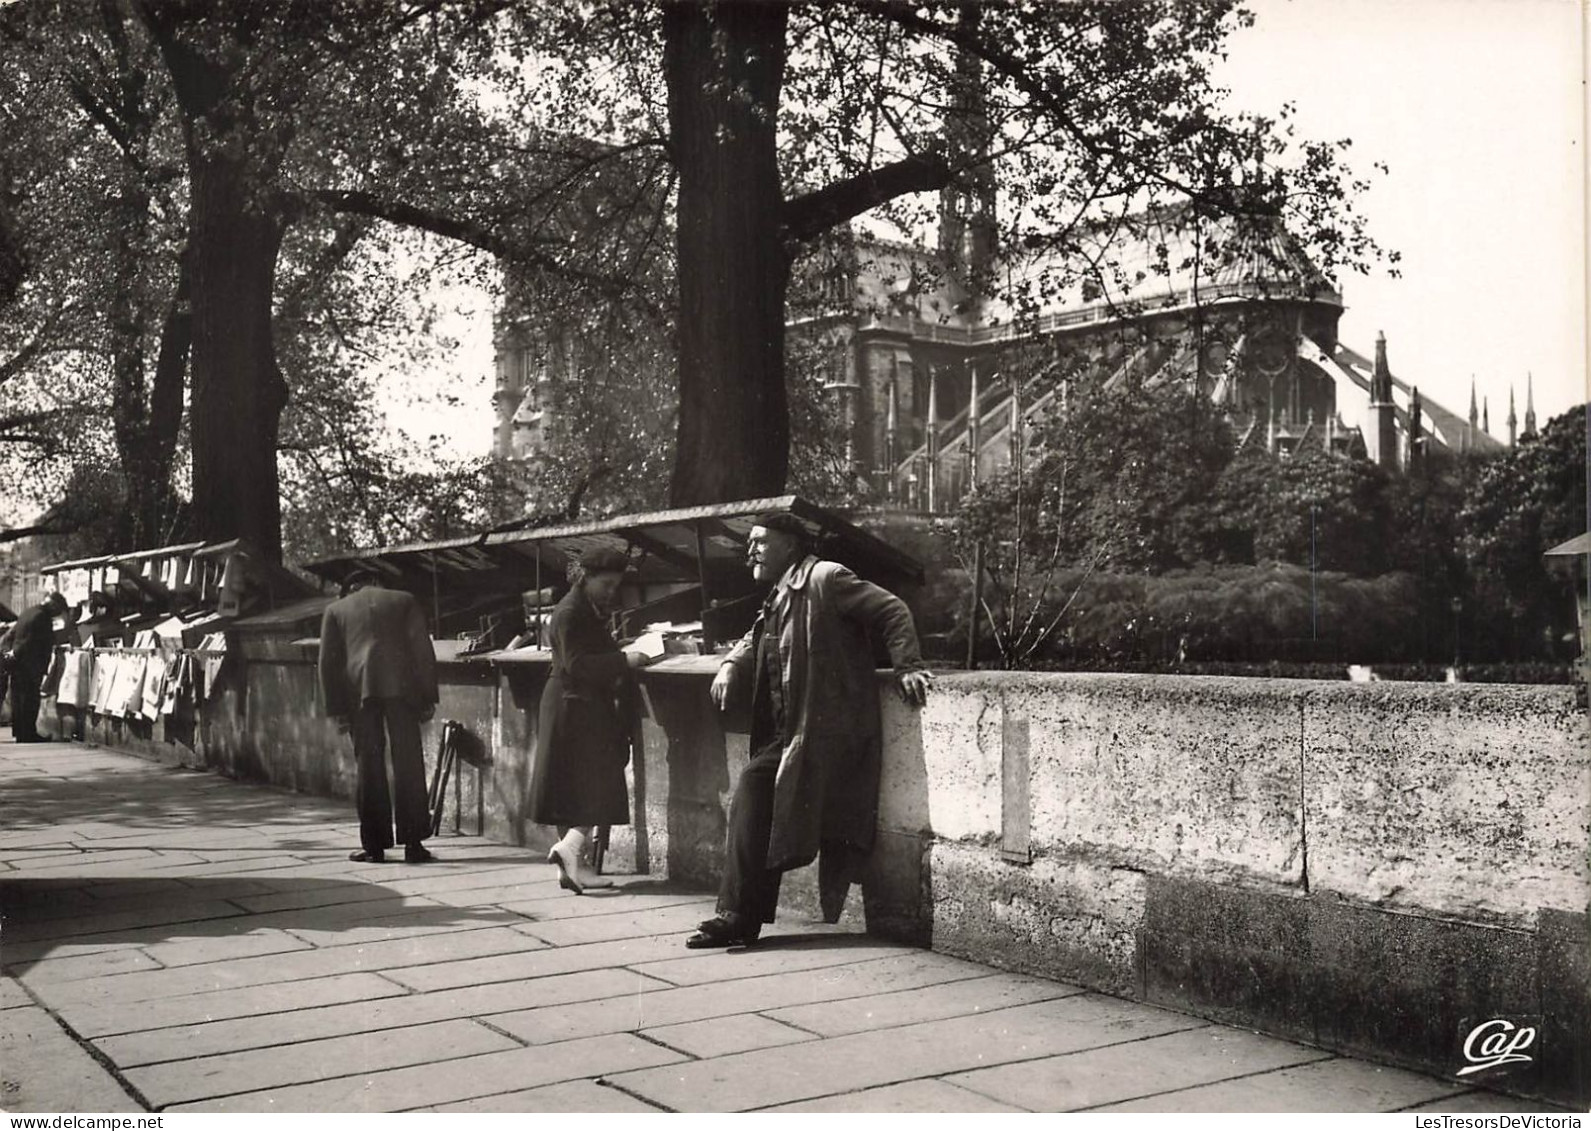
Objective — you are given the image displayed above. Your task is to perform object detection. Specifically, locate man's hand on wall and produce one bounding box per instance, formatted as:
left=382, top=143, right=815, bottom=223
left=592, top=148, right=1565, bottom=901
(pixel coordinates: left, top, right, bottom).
left=710, top=662, right=736, bottom=709
left=897, top=669, right=933, bottom=707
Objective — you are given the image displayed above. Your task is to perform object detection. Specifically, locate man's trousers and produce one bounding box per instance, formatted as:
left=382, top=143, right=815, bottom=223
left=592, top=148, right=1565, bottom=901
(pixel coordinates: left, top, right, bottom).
left=8, top=662, right=44, bottom=741
left=716, top=740, right=786, bottom=924
left=350, top=697, right=431, bottom=853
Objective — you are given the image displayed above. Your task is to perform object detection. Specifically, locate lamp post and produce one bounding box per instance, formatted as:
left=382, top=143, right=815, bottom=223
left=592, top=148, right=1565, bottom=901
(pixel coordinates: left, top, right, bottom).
left=1450, top=595, right=1463, bottom=672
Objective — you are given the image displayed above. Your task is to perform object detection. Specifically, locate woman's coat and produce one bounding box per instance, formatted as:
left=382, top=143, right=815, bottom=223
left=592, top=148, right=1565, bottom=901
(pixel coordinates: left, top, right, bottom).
left=529, top=584, right=633, bottom=827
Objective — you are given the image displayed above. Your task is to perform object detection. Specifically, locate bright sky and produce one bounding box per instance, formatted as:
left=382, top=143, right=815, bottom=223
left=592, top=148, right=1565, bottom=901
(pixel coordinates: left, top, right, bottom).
left=1220, top=0, right=1586, bottom=429
left=412, top=0, right=1588, bottom=462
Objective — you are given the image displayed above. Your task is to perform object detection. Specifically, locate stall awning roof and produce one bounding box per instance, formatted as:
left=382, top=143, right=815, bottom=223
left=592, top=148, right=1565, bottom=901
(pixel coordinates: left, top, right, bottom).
left=114, top=541, right=206, bottom=564
left=299, top=495, right=923, bottom=594
left=40, top=555, right=114, bottom=575
left=1545, top=532, right=1591, bottom=558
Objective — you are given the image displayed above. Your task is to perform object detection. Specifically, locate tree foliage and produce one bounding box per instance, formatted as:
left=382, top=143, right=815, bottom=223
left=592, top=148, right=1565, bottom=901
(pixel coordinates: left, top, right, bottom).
left=1459, top=404, right=1586, bottom=660
left=956, top=380, right=1583, bottom=668
left=2, top=0, right=1389, bottom=563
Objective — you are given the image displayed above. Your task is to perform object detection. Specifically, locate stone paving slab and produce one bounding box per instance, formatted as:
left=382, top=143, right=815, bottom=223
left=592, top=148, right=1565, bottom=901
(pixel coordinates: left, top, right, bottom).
left=4, top=937, right=147, bottom=966
left=4, top=900, right=249, bottom=947
left=173, top=1033, right=686, bottom=1112
left=7, top=946, right=165, bottom=983
left=278, top=907, right=524, bottom=949
left=382, top=931, right=720, bottom=992
left=945, top=1024, right=1335, bottom=1110
left=6, top=874, right=274, bottom=916
left=0, top=828, right=82, bottom=849
left=6, top=849, right=211, bottom=877
left=486, top=951, right=1021, bottom=1046
left=426, top=1079, right=664, bottom=1112
left=609, top=994, right=1207, bottom=1111
left=57, top=972, right=410, bottom=1040
left=1096, top=1056, right=1471, bottom=1111
left=630, top=936, right=926, bottom=987
left=766, top=969, right=1083, bottom=1036
left=498, top=890, right=719, bottom=922
left=78, top=874, right=281, bottom=901
left=97, top=967, right=675, bottom=1067
left=643, top=1012, right=815, bottom=1058
left=1408, top=1091, right=1575, bottom=1113
left=0, top=975, right=34, bottom=1010
left=768, top=1079, right=1026, bottom=1113
left=510, top=899, right=718, bottom=947
left=126, top=1018, right=519, bottom=1108
left=1, top=1005, right=142, bottom=1113
left=139, top=927, right=317, bottom=969
left=26, top=924, right=549, bottom=1007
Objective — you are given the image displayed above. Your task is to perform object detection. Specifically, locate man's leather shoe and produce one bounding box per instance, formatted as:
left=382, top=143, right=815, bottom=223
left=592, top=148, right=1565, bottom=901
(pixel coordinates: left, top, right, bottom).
left=404, top=845, right=436, bottom=864
left=685, top=914, right=759, bottom=949
left=349, top=849, right=385, bottom=863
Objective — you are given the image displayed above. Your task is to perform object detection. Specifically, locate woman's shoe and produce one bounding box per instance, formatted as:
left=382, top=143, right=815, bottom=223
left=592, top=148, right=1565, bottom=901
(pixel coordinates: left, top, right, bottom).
left=547, top=844, right=584, bottom=894
left=573, top=858, right=614, bottom=890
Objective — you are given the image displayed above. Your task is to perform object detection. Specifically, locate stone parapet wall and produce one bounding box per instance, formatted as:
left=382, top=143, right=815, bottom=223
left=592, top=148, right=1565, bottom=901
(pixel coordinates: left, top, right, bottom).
left=43, top=650, right=1588, bottom=1105
left=882, top=674, right=1586, bottom=924
left=869, top=673, right=1588, bottom=1107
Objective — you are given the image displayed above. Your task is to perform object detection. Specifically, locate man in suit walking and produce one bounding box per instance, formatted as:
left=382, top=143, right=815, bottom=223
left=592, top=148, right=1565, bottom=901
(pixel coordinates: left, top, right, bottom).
left=318, top=570, right=439, bottom=863
left=2, top=592, right=67, bottom=743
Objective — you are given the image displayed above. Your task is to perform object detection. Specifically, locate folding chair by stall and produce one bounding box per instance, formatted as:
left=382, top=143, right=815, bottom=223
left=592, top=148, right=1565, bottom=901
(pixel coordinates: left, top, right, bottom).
left=427, top=719, right=462, bottom=838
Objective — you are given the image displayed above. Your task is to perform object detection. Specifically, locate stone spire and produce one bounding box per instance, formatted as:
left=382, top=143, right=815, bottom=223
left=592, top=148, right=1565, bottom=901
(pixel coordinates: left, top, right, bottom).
left=937, top=3, right=997, bottom=295
left=1508, top=386, right=1518, bottom=447
left=1408, top=385, right=1424, bottom=466
left=1483, top=396, right=1489, bottom=436
left=1524, top=372, right=1538, bottom=437
left=1467, top=376, right=1478, bottom=452
left=1368, top=331, right=1397, bottom=469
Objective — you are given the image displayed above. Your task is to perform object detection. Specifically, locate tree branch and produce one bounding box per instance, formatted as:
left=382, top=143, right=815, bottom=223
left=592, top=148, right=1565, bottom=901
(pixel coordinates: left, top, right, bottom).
left=782, top=150, right=951, bottom=244
left=308, top=189, right=666, bottom=322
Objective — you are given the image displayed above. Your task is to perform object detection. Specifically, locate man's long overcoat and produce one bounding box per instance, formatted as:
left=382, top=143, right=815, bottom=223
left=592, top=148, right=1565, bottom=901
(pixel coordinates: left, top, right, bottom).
left=723, top=555, right=925, bottom=872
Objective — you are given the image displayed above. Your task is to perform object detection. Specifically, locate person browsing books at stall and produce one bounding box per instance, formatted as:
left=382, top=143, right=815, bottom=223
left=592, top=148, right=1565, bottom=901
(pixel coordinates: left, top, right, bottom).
left=530, top=547, right=657, bottom=894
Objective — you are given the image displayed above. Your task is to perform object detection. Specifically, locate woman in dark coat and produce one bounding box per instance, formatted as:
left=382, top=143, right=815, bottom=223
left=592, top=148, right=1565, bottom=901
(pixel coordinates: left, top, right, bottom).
left=530, top=547, right=652, bottom=893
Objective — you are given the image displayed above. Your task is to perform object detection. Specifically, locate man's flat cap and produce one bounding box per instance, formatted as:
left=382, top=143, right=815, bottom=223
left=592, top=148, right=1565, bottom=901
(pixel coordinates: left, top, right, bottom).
left=578, top=546, right=631, bottom=575
left=752, top=513, right=812, bottom=544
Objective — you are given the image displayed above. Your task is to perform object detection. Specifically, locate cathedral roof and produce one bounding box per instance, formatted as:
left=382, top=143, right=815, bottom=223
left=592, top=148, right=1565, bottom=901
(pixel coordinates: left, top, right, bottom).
left=848, top=209, right=1342, bottom=337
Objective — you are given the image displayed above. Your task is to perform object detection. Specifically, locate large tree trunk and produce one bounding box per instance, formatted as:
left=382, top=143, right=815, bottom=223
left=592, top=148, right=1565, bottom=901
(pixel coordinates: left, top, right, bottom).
left=186, top=151, right=287, bottom=561
left=663, top=1, right=791, bottom=506
left=144, top=1, right=290, bottom=561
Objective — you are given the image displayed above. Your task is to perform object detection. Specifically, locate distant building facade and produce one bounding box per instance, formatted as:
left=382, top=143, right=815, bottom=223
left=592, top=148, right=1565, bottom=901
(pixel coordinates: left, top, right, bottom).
left=491, top=207, right=1522, bottom=512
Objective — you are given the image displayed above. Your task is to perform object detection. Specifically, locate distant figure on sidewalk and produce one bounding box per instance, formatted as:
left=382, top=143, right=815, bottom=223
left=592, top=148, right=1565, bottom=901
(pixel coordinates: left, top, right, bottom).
left=693, top=514, right=932, bottom=949
left=531, top=547, right=655, bottom=894
left=318, top=570, right=439, bottom=864
left=1, top=592, right=67, bottom=743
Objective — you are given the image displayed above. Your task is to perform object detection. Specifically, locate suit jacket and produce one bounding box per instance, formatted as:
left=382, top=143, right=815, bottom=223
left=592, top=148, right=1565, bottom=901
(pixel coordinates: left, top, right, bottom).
left=721, top=555, right=925, bottom=871
left=2, top=603, right=60, bottom=671
left=318, top=586, right=438, bottom=718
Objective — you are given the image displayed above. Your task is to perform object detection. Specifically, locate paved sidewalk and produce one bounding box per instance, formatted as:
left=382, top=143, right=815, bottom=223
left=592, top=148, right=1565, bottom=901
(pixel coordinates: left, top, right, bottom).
left=0, top=737, right=1568, bottom=1114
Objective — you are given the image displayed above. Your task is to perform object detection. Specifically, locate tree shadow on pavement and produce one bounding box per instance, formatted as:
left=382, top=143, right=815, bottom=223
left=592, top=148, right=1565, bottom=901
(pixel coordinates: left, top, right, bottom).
left=0, top=874, right=533, bottom=976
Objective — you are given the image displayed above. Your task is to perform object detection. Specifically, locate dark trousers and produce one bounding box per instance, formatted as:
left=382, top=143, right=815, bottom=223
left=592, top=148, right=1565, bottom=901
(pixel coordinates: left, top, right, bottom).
left=716, top=740, right=786, bottom=924
left=9, top=662, right=44, bottom=741
left=350, top=698, right=430, bottom=852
